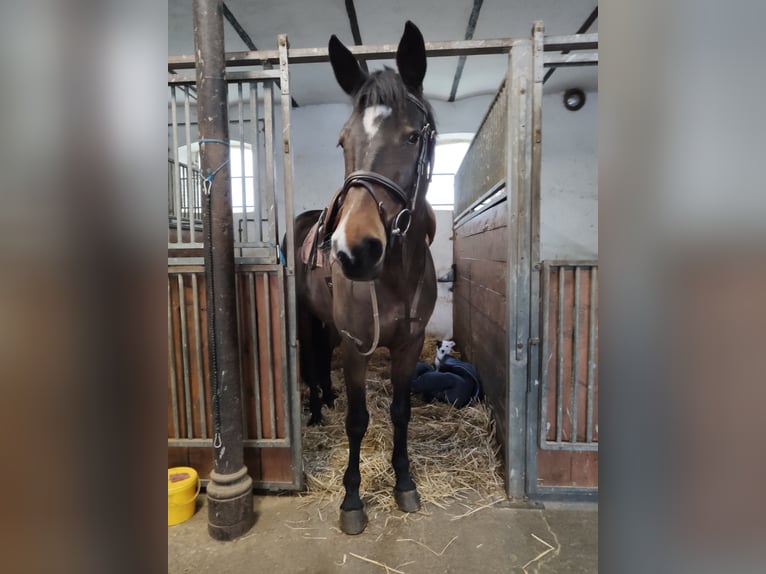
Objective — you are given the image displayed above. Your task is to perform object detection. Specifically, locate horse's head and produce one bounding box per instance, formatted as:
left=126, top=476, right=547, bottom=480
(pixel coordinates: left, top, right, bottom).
left=327, top=21, right=436, bottom=281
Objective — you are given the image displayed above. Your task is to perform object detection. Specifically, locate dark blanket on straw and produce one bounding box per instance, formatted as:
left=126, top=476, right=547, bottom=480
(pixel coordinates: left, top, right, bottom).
left=410, top=356, right=482, bottom=408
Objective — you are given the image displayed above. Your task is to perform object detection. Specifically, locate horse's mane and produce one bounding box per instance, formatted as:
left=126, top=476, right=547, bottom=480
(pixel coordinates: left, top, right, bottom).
left=353, top=68, right=436, bottom=129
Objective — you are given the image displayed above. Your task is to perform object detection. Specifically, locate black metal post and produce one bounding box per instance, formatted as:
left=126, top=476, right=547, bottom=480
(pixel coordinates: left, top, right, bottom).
left=193, top=0, right=254, bottom=541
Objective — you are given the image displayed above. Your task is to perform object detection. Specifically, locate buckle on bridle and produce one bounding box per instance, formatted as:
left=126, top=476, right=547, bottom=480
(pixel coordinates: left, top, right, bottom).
left=391, top=208, right=412, bottom=238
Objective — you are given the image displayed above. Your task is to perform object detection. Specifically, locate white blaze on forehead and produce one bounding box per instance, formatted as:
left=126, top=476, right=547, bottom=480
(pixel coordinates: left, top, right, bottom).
left=362, top=105, right=391, bottom=140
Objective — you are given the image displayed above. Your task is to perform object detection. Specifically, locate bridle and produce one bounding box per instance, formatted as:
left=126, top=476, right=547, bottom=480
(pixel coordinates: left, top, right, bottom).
left=323, top=92, right=435, bottom=355
left=324, top=92, right=436, bottom=246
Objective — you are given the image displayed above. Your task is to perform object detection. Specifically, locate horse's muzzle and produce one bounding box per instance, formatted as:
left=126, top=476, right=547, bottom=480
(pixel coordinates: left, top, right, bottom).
left=333, top=236, right=384, bottom=281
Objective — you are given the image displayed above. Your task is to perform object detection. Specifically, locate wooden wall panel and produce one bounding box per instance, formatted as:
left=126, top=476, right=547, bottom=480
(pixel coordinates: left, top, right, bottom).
left=537, top=265, right=599, bottom=488
left=453, top=201, right=509, bottom=449
left=168, top=267, right=295, bottom=488
left=454, top=207, right=600, bottom=491
left=537, top=450, right=598, bottom=488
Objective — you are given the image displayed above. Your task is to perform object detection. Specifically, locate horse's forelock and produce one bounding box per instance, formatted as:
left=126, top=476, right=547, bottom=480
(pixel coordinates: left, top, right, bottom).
left=351, top=69, right=436, bottom=132
left=353, top=69, right=408, bottom=113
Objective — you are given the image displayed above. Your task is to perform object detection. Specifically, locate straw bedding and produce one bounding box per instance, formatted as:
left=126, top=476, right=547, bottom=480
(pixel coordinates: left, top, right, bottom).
left=300, top=338, right=504, bottom=512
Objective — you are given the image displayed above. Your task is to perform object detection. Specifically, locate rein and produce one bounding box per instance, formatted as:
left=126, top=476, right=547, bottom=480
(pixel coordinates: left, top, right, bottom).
left=339, top=282, right=380, bottom=356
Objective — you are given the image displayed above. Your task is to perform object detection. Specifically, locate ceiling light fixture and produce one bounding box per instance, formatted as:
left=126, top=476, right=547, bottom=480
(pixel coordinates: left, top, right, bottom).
left=563, top=88, right=586, bottom=111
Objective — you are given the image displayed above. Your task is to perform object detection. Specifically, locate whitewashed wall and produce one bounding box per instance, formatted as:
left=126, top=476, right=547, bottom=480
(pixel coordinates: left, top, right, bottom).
left=540, top=91, right=598, bottom=261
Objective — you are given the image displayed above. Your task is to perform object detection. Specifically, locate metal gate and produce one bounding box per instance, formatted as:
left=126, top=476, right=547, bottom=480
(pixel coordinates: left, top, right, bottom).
left=453, top=23, right=599, bottom=500
left=167, top=39, right=301, bottom=490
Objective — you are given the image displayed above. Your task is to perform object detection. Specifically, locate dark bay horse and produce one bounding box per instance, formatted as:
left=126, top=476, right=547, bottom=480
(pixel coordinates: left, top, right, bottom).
left=292, top=21, right=437, bottom=534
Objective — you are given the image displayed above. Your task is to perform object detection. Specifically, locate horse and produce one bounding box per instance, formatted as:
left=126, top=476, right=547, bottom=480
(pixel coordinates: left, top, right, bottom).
left=291, top=21, right=437, bottom=535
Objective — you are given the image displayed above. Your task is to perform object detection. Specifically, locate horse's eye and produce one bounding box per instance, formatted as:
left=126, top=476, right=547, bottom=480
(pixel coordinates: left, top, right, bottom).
left=407, top=131, right=420, bottom=144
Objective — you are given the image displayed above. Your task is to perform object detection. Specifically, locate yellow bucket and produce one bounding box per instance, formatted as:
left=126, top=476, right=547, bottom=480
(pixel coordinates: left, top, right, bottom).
left=168, top=467, right=200, bottom=526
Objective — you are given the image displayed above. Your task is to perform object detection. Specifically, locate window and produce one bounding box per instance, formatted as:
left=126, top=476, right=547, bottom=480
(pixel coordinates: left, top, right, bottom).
left=175, top=140, right=255, bottom=214
left=426, top=133, right=473, bottom=210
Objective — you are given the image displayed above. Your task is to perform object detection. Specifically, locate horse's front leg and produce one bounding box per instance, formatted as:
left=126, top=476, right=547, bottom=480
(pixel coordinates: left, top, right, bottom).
left=339, top=340, right=370, bottom=534
left=389, top=335, right=424, bottom=512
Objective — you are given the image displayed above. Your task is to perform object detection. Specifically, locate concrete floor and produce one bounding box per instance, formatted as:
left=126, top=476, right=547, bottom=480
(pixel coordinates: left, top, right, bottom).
left=168, top=494, right=598, bottom=573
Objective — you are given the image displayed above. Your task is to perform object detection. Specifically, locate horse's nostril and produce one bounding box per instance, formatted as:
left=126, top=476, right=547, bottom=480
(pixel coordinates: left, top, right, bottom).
left=362, top=237, right=383, bottom=263
left=336, top=251, right=352, bottom=268
left=337, top=237, right=384, bottom=280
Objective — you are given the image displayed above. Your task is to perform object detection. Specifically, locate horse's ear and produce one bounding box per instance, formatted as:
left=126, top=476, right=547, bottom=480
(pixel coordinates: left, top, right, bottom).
left=396, top=21, right=427, bottom=91
left=329, top=34, right=366, bottom=95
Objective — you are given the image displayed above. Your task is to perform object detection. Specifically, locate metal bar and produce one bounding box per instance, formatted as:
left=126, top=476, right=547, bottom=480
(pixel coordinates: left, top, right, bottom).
left=183, top=87, right=196, bottom=240
left=192, top=273, right=207, bottom=437
left=169, top=242, right=205, bottom=251
left=170, top=70, right=283, bottom=85
left=556, top=267, right=565, bottom=443
left=237, top=263, right=284, bottom=273
left=254, top=82, right=263, bottom=242
left=571, top=267, right=581, bottom=443
left=452, top=180, right=506, bottom=226
left=529, top=485, right=598, bottom=501
left=539, top=264, right=551, bottom=450
left=169, top=37, right=533, bottom=70
left=276, top=265, right=290, bottom=439
left=504, top=39, right=534, bottom=498
left=177, top=274, right=193, bottom=437
left=539, top=440, right=599, bottom=452
left=511, top=48, right=532, bottom=364
left=586, top=266, right=597, bottom=443
left=168, top=258, right=205, bottom=267
left=263, top=82, right=276, bottom=245
left=168, top=438, right=290, bottom=448
left=168, top=160, right=174, bottom=217
left=221, top=2, right=298, bottom=107
left=168, top=74, right=198, bottom=85
left=543, top=8, right=598, bottom=84
left=525, top=21, right=544, bottom=496
left=248, top=273, right=262, bottom=440
left=448, top=0, right=485, bottom=102
left=224, top=70, right=283, bottom=82
left=238, top=82, right=248, bottom=244
left=543, top=33, right=598, bottom=52
left=256, top=82, right=267, bottom=244
left=221, top=2, right=258, bottom=52
left=543, top=52, right=598, bottom=67
left=262, top=273, right=277, bottom=438
left=539, top=259, right=598, bottom=267
left=234, top=266, right=246, bottom=438
left=179, top=162, right=188, bottom=219
left=168, top=281, right=180, bottom=438
left=344, top=0, right=369, bottom=73
left=169, top=33, right=599, bottom=71
left=278, top=32, right=303, bottom=490
left=233, top=250, right=278, bottom=263
left=170, top=87, right=183, bottom=242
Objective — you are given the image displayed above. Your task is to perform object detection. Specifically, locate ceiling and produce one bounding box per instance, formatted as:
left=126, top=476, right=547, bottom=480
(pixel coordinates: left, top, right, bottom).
left=168, top=0, right=598, bottom=106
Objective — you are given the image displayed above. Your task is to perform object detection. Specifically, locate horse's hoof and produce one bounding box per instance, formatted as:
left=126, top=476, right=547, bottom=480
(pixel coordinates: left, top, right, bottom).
left=322, top=391, right=337, bottom=408
left=307, top=414, right=323, bottom=426
left=394, top=488, right=421, bottom=513
left=339, top=508, right=368, bottom=535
